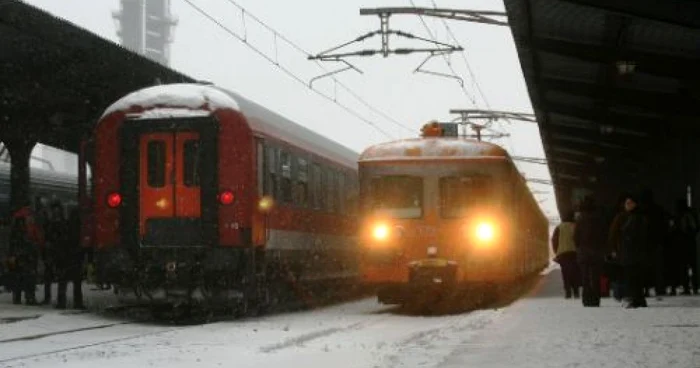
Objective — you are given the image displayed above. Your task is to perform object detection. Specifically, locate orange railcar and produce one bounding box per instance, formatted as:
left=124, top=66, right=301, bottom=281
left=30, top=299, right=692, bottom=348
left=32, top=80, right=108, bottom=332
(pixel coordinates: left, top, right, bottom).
left=358, top=123, right=548, bottom=304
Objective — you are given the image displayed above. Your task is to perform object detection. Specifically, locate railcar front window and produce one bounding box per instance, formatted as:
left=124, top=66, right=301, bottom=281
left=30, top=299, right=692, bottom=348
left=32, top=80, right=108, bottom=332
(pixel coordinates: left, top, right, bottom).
left=370, top=176, right=423, bottom=218
left=440, top=176, right=493, bottom=218
left=147, top=141, right=166, bottom=188
left=183, top=140, right=201, bottom=187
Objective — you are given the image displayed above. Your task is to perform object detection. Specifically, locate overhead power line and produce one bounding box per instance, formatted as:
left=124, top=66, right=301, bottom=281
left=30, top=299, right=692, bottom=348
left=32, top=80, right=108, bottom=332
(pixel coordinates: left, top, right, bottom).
left=181, top=0, right=403, bottom=138
left=220, top=0, right=415, bottom=135
left=428, top=0, right=493, bottom=111
left=408, top=0, right=476, bottom=106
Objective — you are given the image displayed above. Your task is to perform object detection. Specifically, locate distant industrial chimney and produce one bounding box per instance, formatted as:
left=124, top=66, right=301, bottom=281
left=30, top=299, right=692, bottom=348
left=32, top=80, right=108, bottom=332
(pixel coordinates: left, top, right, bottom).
left=113, top=0, right=177, bottom=66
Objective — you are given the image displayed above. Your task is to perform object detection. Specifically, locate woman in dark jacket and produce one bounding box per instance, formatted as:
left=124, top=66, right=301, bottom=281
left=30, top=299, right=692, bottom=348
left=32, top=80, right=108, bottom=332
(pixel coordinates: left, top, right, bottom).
left=619, top=194, right=649, bottom=308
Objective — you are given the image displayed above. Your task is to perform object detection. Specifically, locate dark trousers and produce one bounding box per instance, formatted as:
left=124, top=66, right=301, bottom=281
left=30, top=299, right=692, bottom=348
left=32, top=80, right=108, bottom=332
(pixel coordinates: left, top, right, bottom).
left=682, top=245, right=699, bottom=292
left=558, top=252, right=580, bottom=297
left=653, top=246, right=666, bottom=295
left=42, top=261, right=54, bottom=302
left=56, top=263, right=84, bottom=307
left=11, top=266, right=37, bottom=304
left=580, top=261, right=602, bottom=307
left=626, top=264, right=647, bottom=307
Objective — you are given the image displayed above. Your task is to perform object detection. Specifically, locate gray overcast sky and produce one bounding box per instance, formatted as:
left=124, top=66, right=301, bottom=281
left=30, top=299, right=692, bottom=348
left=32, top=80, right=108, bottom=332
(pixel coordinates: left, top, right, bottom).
left=24, top=0, right=557, bottom=220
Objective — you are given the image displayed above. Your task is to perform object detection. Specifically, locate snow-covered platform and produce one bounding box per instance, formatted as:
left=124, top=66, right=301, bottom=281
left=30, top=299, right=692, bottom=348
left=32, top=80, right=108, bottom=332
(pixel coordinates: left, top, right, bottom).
left=1, top=269, right=699, bottom=368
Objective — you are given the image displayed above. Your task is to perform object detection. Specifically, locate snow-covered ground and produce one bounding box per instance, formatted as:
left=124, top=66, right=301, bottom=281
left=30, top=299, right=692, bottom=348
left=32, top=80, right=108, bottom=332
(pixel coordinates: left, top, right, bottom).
left=1, top=269, right=699, bottom=368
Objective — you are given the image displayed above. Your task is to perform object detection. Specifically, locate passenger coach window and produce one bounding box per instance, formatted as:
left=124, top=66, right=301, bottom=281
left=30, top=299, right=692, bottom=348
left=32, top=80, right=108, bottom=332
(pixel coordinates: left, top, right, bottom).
left=280, top=151, right=292, bottom=203
left=147, top=141, right=166, bottom=188
left=439, top=176, right=493, bottom=218
left=312, top=163, right=323, bottom=210
left=326, top=169, right=336, bottom=213
left=266, top=146, right=278, bottom=198
left=370, top=176, right=423, bottom=218
left=183, top=140, right=201, bottom=187
left=295, top=158, right=308, bottom=207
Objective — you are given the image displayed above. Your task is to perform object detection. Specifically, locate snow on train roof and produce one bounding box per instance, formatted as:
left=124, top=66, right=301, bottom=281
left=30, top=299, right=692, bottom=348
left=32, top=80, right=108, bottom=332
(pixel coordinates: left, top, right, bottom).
left=101, top=83, right=239, bottom=119
left=100, top=83, right=358, bottom=169
left=359, top=137, right=509, bottom=162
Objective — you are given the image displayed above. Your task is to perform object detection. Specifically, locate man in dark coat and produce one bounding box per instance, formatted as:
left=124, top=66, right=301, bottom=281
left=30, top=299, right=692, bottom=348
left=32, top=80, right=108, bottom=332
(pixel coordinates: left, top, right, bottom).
left=574, top=196, right=609, bottom=307
left=619, top=194, right=649, bottom=308
left=55, top=208, right=86, bottom=309
left=42, top=201, right=66, bottom=304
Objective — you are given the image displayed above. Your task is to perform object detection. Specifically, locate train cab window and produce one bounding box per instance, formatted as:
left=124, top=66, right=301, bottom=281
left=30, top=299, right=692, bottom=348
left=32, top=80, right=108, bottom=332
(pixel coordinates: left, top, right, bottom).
left=439, top=176, right=493, bottom=218
left=294, top=158, right=309, bottom=207
left=370, top=176, right=423, bottom=219
left=147, top=141, right=166, bottom=188
left=280, top=151, right=292, bottom=203
left=183, top=140, right=201, bottom=187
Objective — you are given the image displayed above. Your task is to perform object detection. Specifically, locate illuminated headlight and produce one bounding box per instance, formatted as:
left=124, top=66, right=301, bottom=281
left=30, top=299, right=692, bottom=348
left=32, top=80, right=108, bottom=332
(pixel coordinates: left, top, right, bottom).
left=475, top=222, right=495, bottom=242
left=427, top=246, right=438, bottom=256
left=372, top=224, right=390, bottom=240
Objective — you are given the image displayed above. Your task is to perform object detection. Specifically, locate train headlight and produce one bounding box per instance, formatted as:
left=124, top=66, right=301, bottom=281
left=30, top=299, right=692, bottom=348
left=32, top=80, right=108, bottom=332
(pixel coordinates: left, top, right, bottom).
left=475, top=222, right=495, bottom=242
left=372, top=224, right=390, bottom=241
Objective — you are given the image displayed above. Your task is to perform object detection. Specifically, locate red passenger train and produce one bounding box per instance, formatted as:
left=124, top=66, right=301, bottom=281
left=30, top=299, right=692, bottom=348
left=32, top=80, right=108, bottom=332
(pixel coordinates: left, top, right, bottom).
left=358, top=122, right=548, bottom=305
left=85, top=83, right=359, bottom=312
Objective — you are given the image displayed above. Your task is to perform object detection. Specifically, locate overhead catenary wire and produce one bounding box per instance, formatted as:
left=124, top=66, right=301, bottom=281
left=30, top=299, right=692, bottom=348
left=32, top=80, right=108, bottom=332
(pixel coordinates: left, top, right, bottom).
left=221, top=0, right=414, bottom=134
left=183, top=0, right=411, bottom=138
left=408, top=0, right=476, bottom=107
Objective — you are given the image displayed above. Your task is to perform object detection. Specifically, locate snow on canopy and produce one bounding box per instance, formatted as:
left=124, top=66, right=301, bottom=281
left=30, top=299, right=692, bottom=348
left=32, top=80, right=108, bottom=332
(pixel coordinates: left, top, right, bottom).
left=359, top=137, right=509, bottom=162
left=100, top=83, right=240, bottom=119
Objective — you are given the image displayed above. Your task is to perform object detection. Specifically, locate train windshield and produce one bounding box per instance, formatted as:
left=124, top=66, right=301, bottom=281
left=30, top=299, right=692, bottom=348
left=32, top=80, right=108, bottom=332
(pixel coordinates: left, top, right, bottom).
left=440, top=175, right=493, bottom=218
left=370, top=175, right=423, bottom=218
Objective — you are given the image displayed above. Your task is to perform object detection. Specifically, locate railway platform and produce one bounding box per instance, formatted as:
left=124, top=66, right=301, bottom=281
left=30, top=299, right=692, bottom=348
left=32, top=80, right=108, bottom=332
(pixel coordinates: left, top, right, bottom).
left=1, top=267, right=698, bottom=368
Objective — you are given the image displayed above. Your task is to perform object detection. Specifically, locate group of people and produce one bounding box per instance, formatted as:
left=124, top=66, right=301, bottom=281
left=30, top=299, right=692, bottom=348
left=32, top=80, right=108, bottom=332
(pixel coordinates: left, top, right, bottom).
left=4, top=199, right=86, bottom=309
left=552, top=191, right=699, bottom=308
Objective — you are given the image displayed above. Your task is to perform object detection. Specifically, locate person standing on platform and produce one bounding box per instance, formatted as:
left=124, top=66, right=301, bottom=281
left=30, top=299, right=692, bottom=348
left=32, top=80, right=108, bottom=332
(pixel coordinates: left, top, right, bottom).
left=552, top=211, right=580, bottom=299
left=574, top=196, right=608, bottom=307
left=42, top=201, right=66, bottom=305
left=8, top=207, right=43, bottom=305
left=55, top=207, right=85, bottom=309
left=619, top=194, right=649, bottom=308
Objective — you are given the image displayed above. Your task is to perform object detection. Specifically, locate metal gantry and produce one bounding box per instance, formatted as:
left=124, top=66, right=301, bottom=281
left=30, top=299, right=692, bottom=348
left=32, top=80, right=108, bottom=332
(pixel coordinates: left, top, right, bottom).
left=359, top=7, right=509, bottom=26
left=448, top=109, right=536, bottom=141
left=307, top=8, right=464, bottom=84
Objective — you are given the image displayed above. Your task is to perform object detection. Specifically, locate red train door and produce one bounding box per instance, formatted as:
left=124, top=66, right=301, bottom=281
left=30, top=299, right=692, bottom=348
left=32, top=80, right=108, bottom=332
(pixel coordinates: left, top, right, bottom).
left=120, top=118, right=218, bottom=249
left=139, top=131, right=206, bottom=246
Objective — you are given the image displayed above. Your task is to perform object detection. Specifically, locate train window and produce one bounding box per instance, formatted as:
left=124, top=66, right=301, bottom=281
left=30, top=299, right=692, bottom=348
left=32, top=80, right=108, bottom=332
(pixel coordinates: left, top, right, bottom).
left=266, top=146, right=278, bottom=198
left=326, top=169, right=337, bottom=213
left=280, top=151, right=292, bottom=203
left=312, top=163, right=323, bottom=210
left=370, top=176, right=423, bottom=218
left=338, top=171, right=345, bottom=214
left=147, top=141, right=166, bottom=188
left=256, top=140, right=264, bottom=196
left=183, top=140, right=201, bottom=187
left=439, top=176, right=493, bottom=218
left=294, top=158, right=309, bottom=207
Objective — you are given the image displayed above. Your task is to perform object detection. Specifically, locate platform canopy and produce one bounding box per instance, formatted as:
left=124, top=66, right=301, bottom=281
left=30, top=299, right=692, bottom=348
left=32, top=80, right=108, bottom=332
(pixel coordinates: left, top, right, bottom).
left=0, top=1, right=194, bottom=153
left=504, top=0, right=700, bottom=216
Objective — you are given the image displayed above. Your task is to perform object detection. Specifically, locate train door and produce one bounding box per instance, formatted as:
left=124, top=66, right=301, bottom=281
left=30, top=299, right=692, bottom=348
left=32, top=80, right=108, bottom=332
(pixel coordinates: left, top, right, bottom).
left=121, top=119, right=218, bottom=248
